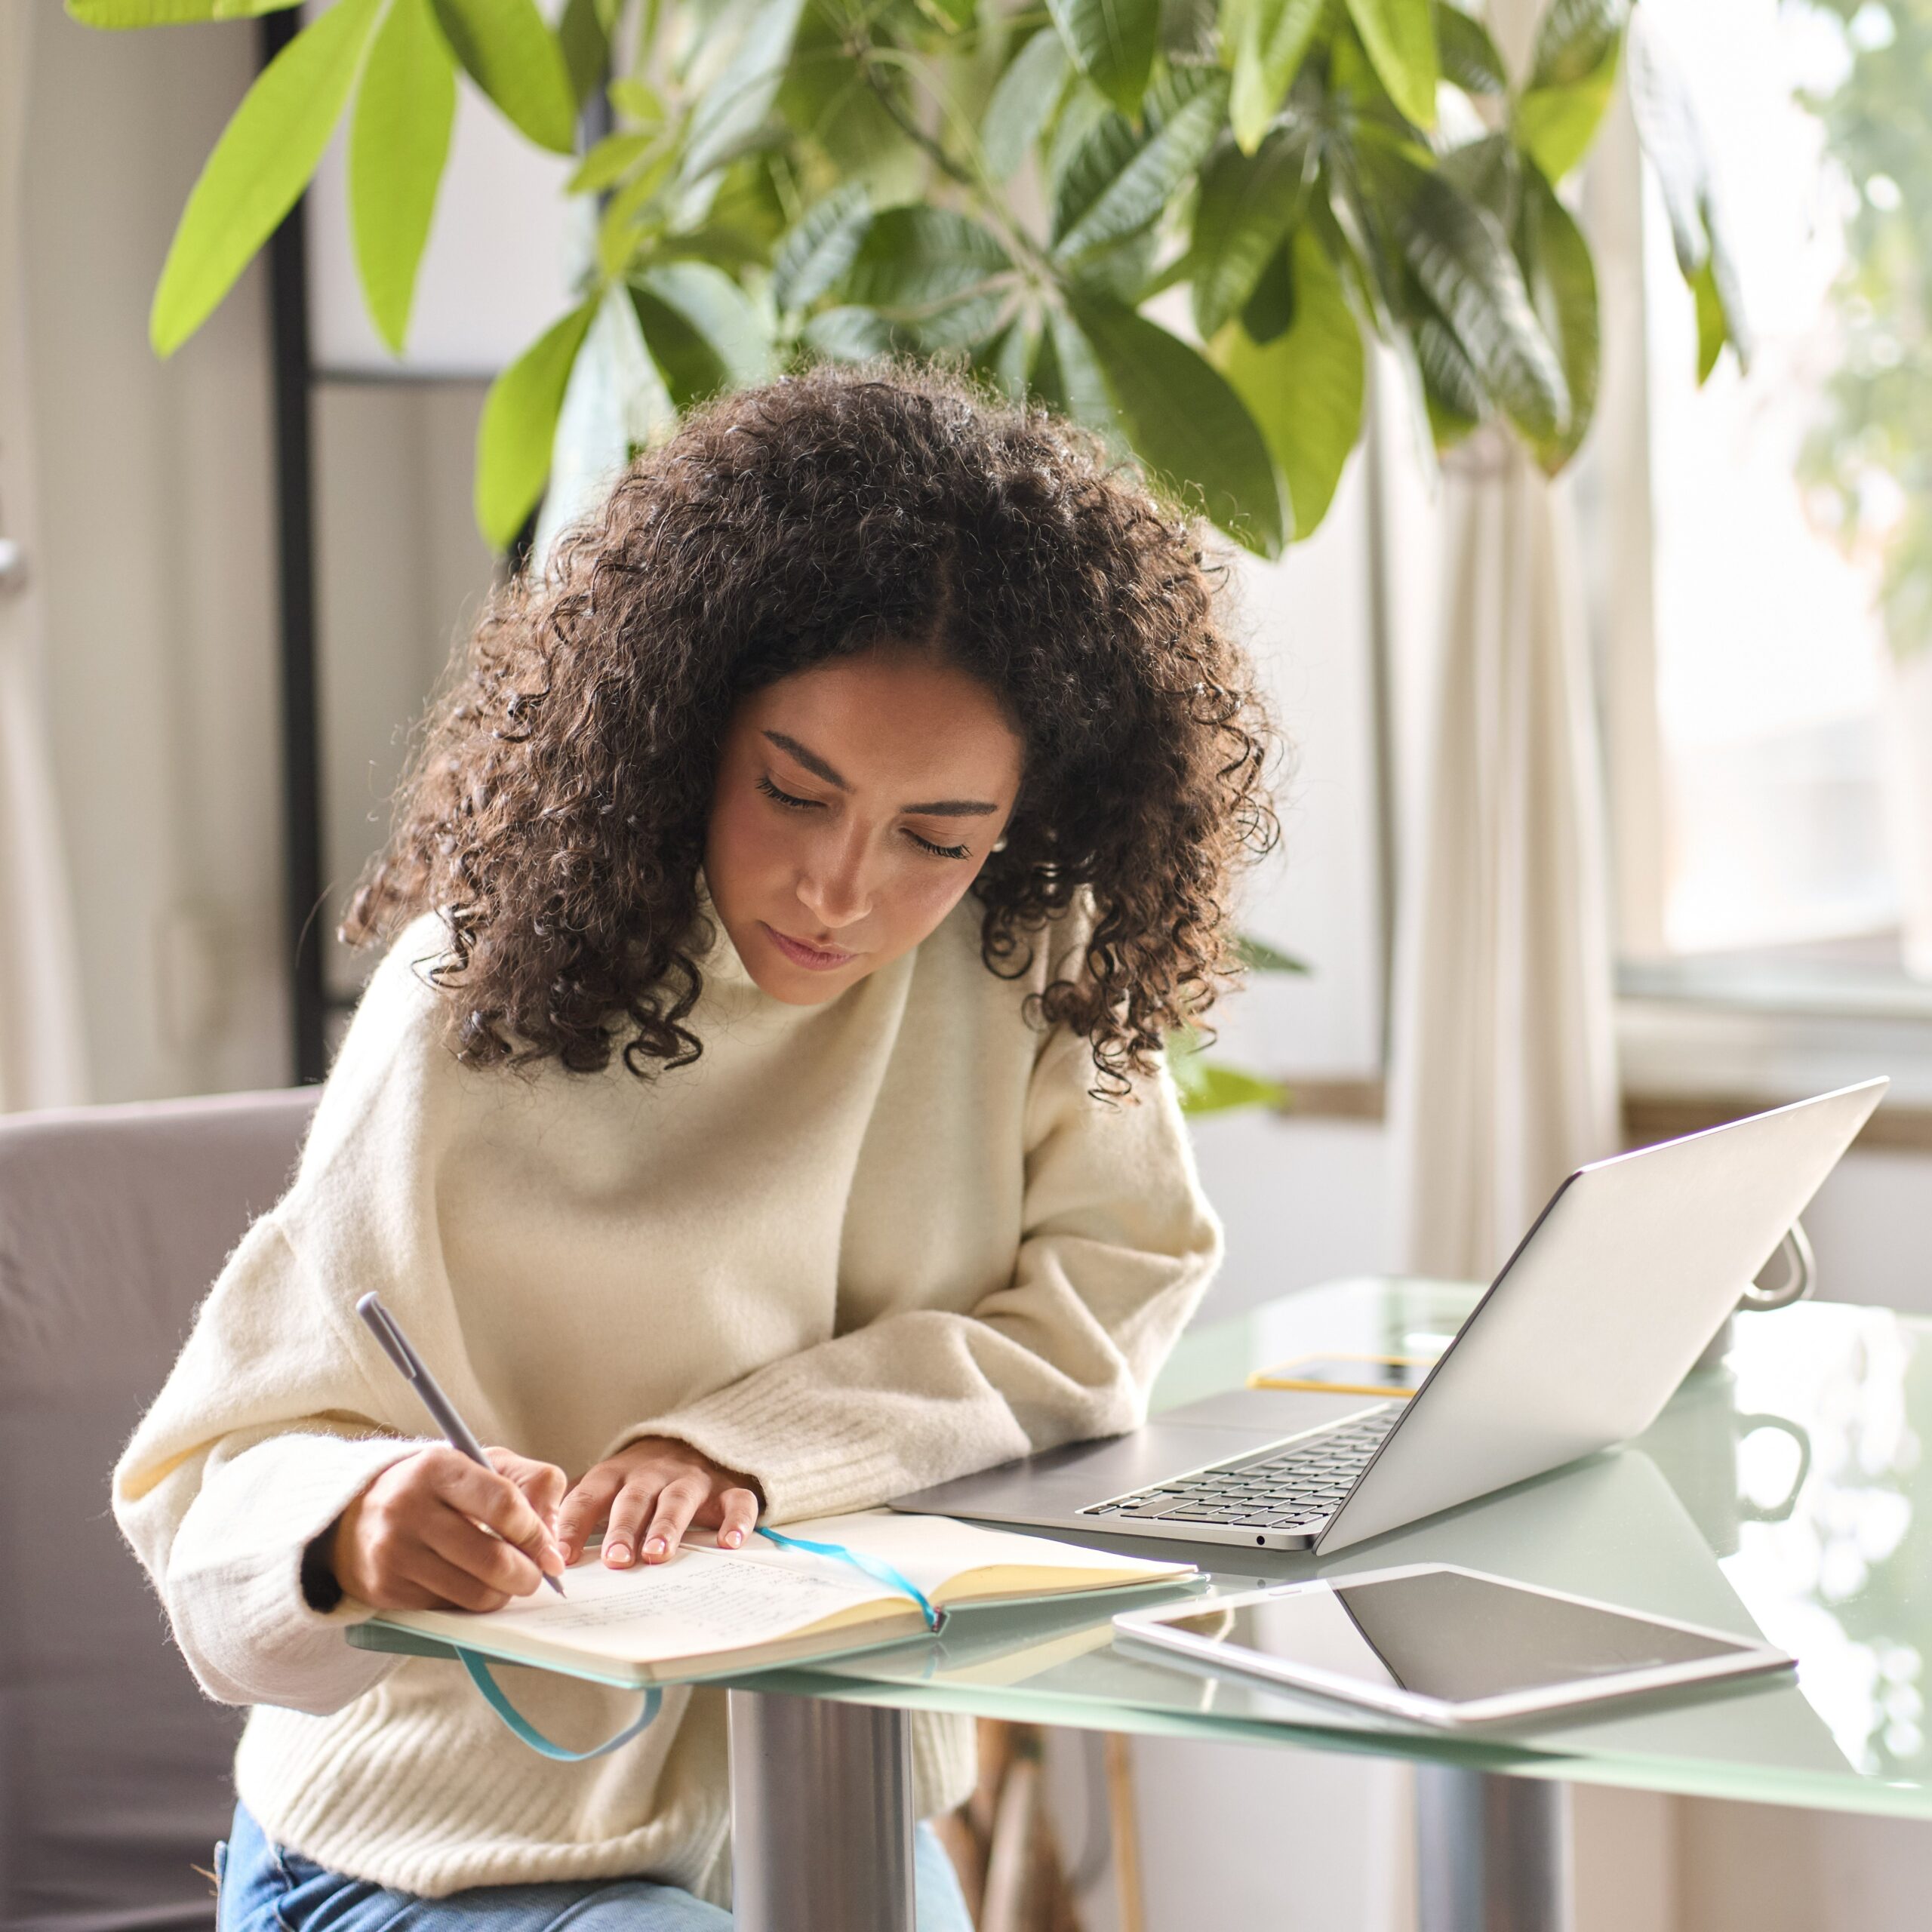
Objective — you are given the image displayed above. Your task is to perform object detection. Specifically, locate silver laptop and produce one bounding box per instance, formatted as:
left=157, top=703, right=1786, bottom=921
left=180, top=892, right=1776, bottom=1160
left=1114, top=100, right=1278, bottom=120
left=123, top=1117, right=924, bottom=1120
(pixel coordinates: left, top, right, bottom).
left=891, top=1079, right=1887, bottom=1555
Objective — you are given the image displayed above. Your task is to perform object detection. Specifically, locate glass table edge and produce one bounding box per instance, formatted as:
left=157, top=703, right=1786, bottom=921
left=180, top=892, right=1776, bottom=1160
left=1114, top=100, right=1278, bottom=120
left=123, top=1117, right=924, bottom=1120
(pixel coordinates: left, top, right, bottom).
left=713, top=1667, right=1932, bottom=1820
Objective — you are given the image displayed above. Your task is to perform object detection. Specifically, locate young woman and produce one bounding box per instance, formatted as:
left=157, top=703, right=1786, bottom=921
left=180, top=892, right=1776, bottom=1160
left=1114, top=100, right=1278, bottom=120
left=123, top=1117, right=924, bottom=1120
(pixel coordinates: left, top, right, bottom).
left=114, top=365, right=1275, bottom=1930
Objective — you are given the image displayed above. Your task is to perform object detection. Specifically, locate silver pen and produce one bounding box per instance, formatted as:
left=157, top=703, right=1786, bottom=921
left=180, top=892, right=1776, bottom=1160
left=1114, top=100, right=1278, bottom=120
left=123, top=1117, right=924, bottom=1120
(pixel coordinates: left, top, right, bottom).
left=355, top=1292, right=566, bottom=1597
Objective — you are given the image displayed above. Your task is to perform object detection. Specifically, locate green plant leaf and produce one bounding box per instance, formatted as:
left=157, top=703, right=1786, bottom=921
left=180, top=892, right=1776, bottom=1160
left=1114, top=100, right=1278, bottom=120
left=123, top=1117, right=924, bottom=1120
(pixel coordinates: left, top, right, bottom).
left=1690, top=254, right=1726, bottom=384
left=68, top=0, right=298, bottom=22
left=1163, top=0, right=1220, bottom=60
left=1440, top=129, right=1518, bottom=231
left=1240, top=240, right=1296, bottom=340
left=1414, top=307, right=1486, bottom=440
left=682, top=0, right=808, bottom=182
left=1170, top=1036, right=1289, bottom=1113
left=1433, top=2, right=1505, bottom=94
left=1220, top=227, right=1363, bottom=537
left=1067, top=291, right=1287, bottom=556
left=1051, top=112, right=1139, bottom=247
left=534, top=283, right=674, bottom=561
left=802, top=305, right=902, bottom=361
left=1047, top=0, right=1161, bottom=115
left=1624, top=14, right=1705, bottom=276
left=841, top=207, right=1012, bottom=343
left=1343, top=0, right=1438, bottom=129
left=1323, top=141, right=1404, bottom=335
left=428, top=0, right=575, bottom=153
left=1065, top=229, right=1161, bottom=302
left=1527, top=0, right=1629, bottom=89
left=629, top=261, right=775, bottom=407
left=569, top=131, right=658, bottom=195
left=1517, top=161, right=1598, bottom=468
left=975, top=315, right=1038, bottom=401
left=1364, top=143, right=1568, bottom=444
left=1515, top=37, right=1620, bottom=183
left=983, top=26, right=1071, bottom=181
left=1191, top=121, right=1314, bottom=337
left=1045, top=80, right=1114, bottom=196
left=777, top=18, right=919, bottom=196
left=557, top=0, right=608, bottom=105
left=1227, top=0, right=1324, bottom=153
left=1624, top=9, right=1750, bottom=371
left=475, top=298, right=598, bottom=549
left=349, top=0, right=456, bottom=356
left=609, top=77, right=665, bottom=124
left=594, top=148, right=678, bottom=276
left=1053, top=66, right=1229, bottom=261
left=1035, top=307, right=1124, bottom=445
left=1235, top=933, right=1310, bottom=972
left=771, top=183, right=872, bottom=312
left=149, top=0, right=381, bottom=356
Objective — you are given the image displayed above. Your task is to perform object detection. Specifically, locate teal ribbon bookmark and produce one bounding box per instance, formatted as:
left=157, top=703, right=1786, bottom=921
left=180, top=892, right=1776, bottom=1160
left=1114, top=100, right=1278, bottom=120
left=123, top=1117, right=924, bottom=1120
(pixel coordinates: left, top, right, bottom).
left=755, top=1526, right=948, bottom=1633
left=454, top=1527, right=943, bottom=1759
left=457, top=1648, right=662, bottom=1762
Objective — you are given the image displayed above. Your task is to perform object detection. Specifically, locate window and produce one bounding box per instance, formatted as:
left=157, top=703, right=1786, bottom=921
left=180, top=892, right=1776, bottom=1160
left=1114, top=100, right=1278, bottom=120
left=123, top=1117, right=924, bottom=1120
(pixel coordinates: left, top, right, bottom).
left=1596, top=1, right=1930, bottom=996
left=1591, top=0, right=1932, bottom=1101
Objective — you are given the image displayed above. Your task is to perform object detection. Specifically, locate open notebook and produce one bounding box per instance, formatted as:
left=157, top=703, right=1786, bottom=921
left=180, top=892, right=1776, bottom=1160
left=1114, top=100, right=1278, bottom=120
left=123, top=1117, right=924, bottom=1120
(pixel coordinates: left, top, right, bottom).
left=347, top=1511, right=1198, bottom=1689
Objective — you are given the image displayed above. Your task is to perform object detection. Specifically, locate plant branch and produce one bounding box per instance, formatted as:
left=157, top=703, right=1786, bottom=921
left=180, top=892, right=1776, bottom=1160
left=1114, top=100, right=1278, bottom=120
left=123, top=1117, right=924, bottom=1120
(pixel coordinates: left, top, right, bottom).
left=841, top=24, right=1059, bottom=285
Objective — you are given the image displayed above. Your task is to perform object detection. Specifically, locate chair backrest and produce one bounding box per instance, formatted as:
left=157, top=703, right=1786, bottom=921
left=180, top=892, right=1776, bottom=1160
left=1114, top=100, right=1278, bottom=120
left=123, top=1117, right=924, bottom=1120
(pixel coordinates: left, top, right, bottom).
left=0, top=1088, right=319, bottom=1932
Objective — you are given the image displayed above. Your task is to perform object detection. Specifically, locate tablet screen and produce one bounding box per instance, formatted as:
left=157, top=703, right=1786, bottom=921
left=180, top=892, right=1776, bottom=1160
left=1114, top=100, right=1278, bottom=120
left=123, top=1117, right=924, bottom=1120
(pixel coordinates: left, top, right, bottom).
left=1157, top=1569, right=1753, bottom=1705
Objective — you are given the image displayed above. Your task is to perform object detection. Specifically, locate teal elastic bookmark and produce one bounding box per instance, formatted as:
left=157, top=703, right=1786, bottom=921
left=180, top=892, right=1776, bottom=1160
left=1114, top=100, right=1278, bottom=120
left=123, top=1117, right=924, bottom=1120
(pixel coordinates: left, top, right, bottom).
left=456, top=1649, right=663, bottom=1763
left=454, top=1528, right=943, bottom=1759
left=753, top=1526, right=948, bottom=1633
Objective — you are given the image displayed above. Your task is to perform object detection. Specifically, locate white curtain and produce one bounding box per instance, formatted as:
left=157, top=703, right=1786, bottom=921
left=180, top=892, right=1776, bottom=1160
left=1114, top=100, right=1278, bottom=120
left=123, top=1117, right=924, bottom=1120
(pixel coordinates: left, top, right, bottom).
left=1387, top=427, right=1619, bottom=1281
left=0, top=0, right=88, bottom=1112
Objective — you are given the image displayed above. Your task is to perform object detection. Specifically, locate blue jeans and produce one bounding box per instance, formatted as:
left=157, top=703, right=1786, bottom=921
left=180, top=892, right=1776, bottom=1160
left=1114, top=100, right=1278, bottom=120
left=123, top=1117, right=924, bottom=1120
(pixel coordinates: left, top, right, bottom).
left=216, top=1801, right=973, bottom=1932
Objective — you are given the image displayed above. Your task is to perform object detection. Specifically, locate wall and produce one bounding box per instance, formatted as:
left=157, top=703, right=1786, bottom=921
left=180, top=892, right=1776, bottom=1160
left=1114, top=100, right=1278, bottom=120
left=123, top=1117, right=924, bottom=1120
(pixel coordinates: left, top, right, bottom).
left=24, top=4, right=288, bottom=1102
left=23, top=7, right=501, bottom=1087
left=311, top=380, right=493, bottom=1009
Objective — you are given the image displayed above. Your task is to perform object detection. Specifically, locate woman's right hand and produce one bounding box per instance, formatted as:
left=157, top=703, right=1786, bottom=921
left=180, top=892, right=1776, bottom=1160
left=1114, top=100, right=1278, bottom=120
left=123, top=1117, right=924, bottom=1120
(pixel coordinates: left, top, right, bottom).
left=327, top=1445, right=568, bottom=1611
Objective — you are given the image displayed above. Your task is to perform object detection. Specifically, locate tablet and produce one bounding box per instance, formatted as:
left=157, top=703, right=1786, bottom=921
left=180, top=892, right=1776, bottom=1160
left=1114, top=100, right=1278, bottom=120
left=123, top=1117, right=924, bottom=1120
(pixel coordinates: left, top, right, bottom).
left=1112, top=1564, right=1794, bottom=1727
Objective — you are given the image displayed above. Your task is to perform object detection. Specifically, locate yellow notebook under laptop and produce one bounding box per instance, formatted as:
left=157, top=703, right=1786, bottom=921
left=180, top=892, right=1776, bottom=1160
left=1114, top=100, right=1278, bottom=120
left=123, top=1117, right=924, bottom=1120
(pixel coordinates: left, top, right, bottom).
left=348, top=1509, right=1197, bottom=1690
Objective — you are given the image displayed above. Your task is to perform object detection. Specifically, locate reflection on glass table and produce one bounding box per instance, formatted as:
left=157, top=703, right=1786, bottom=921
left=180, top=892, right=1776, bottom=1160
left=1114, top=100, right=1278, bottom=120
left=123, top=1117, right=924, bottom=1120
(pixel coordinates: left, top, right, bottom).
left=745, top=1281, right=1932, bottom=1779
left=1115, top=1564, right=1797, bottom=1727
left=720, top=1278, right=1932, bottom=1930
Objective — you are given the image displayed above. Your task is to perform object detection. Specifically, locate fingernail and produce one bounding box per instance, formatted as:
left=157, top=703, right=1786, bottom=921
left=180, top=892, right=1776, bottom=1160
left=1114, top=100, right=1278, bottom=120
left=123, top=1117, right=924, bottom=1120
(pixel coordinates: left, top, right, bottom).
left=723, top=1529, right=743, bottom=1548
left=645, top=1536, right=667, bottom=1559
left=606, top=1542, right=631, bottom=1565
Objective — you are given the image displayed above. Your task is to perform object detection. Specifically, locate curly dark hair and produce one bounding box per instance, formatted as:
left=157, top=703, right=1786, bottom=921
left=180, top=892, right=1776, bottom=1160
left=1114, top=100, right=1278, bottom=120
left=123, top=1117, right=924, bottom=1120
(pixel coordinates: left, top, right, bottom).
left=343, top=361, right=1278, bottom=1093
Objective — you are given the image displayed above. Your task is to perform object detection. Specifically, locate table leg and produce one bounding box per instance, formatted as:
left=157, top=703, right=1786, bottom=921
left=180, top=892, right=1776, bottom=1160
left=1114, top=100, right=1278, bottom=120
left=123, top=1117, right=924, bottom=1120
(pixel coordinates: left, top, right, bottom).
left=728, top=1690, right=916, bottom=1932
left=1416, top=1766, right=1573, bottom=1932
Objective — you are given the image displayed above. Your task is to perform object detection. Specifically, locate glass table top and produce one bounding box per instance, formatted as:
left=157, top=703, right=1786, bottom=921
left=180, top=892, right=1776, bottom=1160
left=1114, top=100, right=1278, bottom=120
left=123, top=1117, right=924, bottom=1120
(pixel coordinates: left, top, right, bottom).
left=741, top=1278, right=1932, bottom=1818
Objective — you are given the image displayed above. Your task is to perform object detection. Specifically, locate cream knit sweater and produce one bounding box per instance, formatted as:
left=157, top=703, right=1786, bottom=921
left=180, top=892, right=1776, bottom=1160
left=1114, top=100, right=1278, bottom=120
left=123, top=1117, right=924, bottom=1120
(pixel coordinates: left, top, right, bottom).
left=112, top=896, right=1220, bottom=1903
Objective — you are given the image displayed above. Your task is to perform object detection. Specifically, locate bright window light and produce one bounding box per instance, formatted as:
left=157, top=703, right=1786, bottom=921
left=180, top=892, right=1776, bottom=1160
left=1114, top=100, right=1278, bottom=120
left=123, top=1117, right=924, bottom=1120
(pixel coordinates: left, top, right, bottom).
left=1642, top=0, right=1926, bottom=969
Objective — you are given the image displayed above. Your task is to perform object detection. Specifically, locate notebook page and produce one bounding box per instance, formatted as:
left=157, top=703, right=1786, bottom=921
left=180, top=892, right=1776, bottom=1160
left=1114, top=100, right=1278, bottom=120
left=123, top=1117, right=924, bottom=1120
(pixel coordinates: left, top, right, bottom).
left=413, top=1544, right=885, bottom=1665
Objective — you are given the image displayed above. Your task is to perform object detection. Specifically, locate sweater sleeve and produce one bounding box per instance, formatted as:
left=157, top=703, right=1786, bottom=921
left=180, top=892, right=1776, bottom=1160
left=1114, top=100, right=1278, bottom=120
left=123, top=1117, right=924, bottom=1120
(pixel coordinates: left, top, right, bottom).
left=625, top=1029, right=1222, bottom=1521
left=111, top=923, right=475, bottom=1715
left=112, top=1213, right=435, bottom=1711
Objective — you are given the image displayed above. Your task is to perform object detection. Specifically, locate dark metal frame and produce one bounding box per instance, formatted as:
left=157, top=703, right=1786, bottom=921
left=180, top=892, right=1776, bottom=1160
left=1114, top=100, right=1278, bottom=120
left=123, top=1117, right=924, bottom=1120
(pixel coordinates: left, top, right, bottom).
left=260, top=11, right=328, bottom=1085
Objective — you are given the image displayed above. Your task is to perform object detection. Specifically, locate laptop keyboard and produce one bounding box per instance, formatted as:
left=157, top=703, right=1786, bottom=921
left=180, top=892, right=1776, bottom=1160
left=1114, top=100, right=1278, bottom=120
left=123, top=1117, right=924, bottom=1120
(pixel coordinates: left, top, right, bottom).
left=1081, top=1409, right=1400, bottom=1533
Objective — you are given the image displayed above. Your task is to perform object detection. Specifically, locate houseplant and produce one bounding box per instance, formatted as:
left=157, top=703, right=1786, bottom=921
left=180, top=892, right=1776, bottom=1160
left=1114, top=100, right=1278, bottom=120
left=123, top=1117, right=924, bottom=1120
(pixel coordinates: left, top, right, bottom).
left=72, top=0, right=1740, bottom=559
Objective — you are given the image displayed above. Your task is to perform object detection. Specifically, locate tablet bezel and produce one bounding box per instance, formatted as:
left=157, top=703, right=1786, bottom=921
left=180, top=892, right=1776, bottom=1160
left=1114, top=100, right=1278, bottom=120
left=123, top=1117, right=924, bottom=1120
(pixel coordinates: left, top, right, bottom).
left=1111, top=1563, right=1795, bottom=1727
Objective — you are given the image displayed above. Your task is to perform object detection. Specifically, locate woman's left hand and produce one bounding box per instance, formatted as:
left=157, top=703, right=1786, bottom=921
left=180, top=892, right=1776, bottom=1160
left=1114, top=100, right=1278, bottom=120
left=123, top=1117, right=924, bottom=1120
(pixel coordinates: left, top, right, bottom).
left=555, top=1437, right=764, bottom=1568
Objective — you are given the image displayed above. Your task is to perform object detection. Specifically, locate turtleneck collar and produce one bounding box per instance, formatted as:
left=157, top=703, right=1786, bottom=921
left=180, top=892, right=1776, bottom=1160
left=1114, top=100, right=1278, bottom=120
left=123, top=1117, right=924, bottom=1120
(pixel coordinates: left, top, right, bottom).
left=690, top=870, right=759, bottom=995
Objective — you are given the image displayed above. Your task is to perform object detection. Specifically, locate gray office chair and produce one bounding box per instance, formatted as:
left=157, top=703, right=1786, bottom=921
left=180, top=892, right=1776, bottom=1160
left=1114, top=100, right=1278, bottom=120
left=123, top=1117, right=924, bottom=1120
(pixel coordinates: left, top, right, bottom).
left=0, top=1088, right=318, bottom=1932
